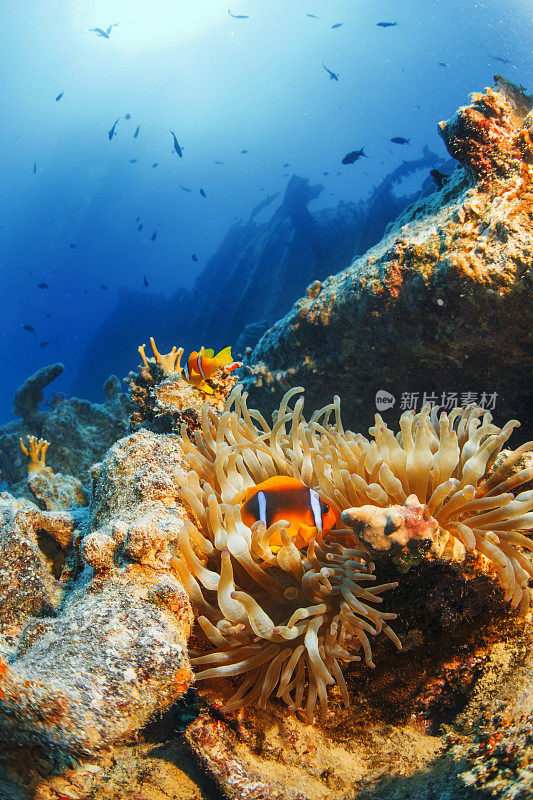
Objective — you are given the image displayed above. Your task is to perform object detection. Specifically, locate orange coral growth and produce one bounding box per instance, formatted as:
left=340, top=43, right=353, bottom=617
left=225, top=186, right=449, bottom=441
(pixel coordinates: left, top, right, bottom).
left=19, top=435, right=52, bottom=474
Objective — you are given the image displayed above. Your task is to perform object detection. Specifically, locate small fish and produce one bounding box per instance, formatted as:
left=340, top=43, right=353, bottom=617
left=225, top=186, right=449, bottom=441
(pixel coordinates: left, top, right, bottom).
left=282, top=162, right=289, bottom=167
left=180, top=185, right=192, bottom=193
left=39, top=341, right=49, bottom=348
left=183, top=346, right=234, bottom=394
left=341, top=147, right=367, bottom=164
left=239, top=476, right=340, bottom=552
left=124, top=113, right=131, bottom=120
left=241, top=149, right=248, bottom=154
left=33, top=162, right=37, bottom=173
left=37, top=282, right=48, bottom=289
left=151, top=231, right=157, bottom=241
left=55, top=91, right=64, bottom=101
left=199, top=188, right=206, bottom=197
left=89, top=23, right=118, bottom=38
left=192, top=253, right=198, bottom=261
left=170, top=130, right=183, bottom=157
left=136, top=216, right=140, bottom=221
left=100, top=284, right=108, bottom=290
left=390, top=137, right=410, bottom=144
left=322, top=171, right=329, bottom=175
left=138, top=224, right=143, bottom=231
left=134, top=125, right=141, bottom=138
left=491, top=54, right=512, bottom=64
left=331, top=23, right=343, bottom=29
left=22, top=324, right=35, bottom=333
left=377, top=21, right=397, bottom=27
left=438, top=62, right=448, bottom=67
left=69, top=243, right=76, bottom=248
left=306, top=13, right=319, bottom=19
left=430, top=168, right=449, bottom=189
left=152, top=162, right=158, bottom=168
left=129, top=158, right=138, bottom=163
left=144, top=275, right=149, bottom=287
left=322, top=62, right=339, bottom=81
left=228, top=9, right=249, bottom=18
left=108, top=118, right=119, bottom=140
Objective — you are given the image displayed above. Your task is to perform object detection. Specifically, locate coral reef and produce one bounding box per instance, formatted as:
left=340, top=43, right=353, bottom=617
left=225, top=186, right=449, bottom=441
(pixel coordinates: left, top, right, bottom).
left=243, top=77, right=533, bottom=435
left=127, top=337, right=241, bottom=434
left=0, top=428, right=194, bottom=755
left=0, top=368, right=130, bottom=496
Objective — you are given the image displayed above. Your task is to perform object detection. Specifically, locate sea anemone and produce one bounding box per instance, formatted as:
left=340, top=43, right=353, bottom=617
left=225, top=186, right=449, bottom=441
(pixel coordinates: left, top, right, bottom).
left=172, top=388, right=533, bottom=720
left=342, top=404, right=533, bottom=612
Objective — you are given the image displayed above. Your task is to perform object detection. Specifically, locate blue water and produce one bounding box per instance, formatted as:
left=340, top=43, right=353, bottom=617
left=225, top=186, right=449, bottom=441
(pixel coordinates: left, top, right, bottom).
left=0, top=0, right=531, bottom=422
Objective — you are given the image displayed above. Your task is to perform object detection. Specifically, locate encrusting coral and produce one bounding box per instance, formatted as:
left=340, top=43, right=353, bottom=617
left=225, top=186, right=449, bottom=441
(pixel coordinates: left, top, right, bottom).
left=173, top=387, right=533, bottom=722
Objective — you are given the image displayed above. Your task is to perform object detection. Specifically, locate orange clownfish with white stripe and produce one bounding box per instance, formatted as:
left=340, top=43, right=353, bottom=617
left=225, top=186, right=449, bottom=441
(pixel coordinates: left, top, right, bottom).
left=238, top=476, right=340, bottom=551
left=182, top=346, right=238, bottom=394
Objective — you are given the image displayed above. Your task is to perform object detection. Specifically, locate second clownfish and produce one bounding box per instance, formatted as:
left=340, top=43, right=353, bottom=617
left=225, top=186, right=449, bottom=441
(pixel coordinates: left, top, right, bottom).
left=183, top=346, right=235, bottom=394
left=239, top=476, right=340, bottom=551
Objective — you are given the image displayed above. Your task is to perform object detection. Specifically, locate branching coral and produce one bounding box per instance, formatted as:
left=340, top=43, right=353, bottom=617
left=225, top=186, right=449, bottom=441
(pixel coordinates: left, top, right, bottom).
left=19, top=435, right=51, bottom=474
left=342, top=404, right=533, bottom=612
left=174, top=388, right=533, bottom=721
left=138, top=337, right=184, bottom=373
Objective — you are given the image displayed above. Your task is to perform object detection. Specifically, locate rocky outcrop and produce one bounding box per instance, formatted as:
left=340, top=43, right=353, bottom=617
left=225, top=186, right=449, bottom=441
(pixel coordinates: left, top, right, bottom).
left=0, top=370, right=130, bottom=496
left=243, top=77, right=533, bottom=436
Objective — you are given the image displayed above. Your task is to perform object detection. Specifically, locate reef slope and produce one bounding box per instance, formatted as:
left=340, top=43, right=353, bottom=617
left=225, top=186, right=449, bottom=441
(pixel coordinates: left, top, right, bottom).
left=244, top=77, right=533, bottom=435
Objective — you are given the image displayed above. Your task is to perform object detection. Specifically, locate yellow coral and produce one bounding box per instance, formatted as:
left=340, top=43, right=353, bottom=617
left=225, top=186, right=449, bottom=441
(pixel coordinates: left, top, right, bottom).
left=138, top=337, right=184, bottom=373
left=19, top=436, right=52, bottom=474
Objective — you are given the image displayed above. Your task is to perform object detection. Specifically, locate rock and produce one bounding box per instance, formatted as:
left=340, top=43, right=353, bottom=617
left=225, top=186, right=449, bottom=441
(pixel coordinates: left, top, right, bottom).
left=242, top=78, right=533, bottom=435
left=13, top=364, right=64, bottom=429
left=0, top=428, right=194, bottom=755
left=0, top=375, right=130, bottom=496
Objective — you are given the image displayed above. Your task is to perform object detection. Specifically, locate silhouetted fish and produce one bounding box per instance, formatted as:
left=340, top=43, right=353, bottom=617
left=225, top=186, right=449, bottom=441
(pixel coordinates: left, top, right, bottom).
left=322, top=63, right=339, bottom=81
left=125, top=113, right=131, bottom=119
left=322, top=171, right=329, bottom=175
left=192, top=254, right=198, bottom=262
left=37, top=282, right=48, bottom=289
left=438, top=62, right=448, bottom=67
left=144, top=275, right=149, bottom=287
left=306, top=13, right=319, bottom=18
left=331, top=23, right=343, bottom=29
left=341, top=148, right=367, bottom=164
left=228, top=9, right=249, bottom=18
left=283, top=162, right=289, bottom=167
left=491, top=55, right=512, bottom=64
left=151, top=231, right=157, bottom=241
left=22, top=324, right=35, bottom=333
left=180, top=186, right=192, bottom=192
left=33, top=162, right=37, bottom=173
left=390, top=137, right=410, bottom=144
left=55, top=91, right=64, bottom=101
left=69, top=243, right=76, bottom=248
left=108, top=118, right=119, bottom=140
left=134, top=125, right=141, bottom=138
left=377, top=21, right=397, bottom=27
left=129, top=158, right=138, bottom=163
left=241, top=149, right=248, bottom=154
left=200, top=188, right=206, bottom=197
left=138, top=224, right=143, bottom=231
left=100, top=285, right=108, bottom=290
left=39, top=342, right=49, bottom=348
left=89, top=23, right=118, bottom=38
left=152, top=163, right=158, bottom=168
left=170, top=130, right=183, bottom=157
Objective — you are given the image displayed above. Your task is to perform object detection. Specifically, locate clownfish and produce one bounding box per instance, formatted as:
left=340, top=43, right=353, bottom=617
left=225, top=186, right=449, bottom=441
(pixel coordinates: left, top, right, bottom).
left=239, top=476, right=340, bottom=551
left=183, top=346, right=234, bottom=394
